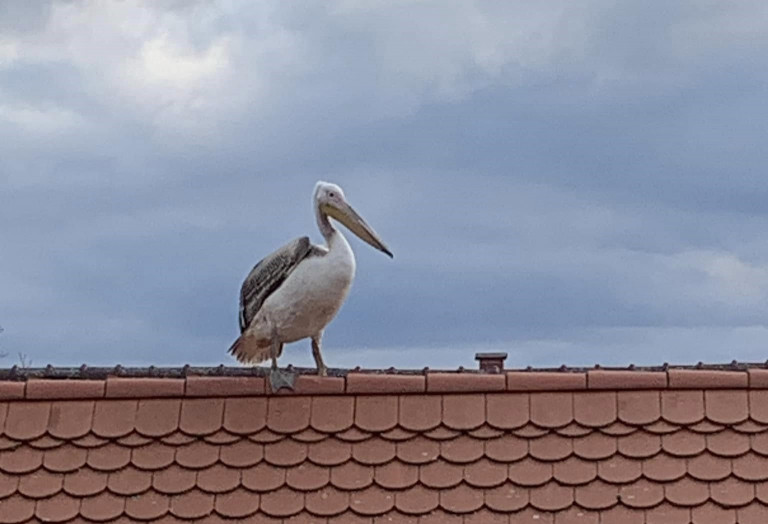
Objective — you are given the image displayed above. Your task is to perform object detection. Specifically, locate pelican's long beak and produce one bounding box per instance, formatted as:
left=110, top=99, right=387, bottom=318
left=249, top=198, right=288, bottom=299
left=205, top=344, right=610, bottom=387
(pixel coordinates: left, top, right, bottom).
left=323, top=201, right=393, bottom=258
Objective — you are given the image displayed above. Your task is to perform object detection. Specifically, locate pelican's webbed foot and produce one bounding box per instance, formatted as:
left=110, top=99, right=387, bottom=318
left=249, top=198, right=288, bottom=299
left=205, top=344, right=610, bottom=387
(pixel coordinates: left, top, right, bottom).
left=269, top=367, right=296, bottom=392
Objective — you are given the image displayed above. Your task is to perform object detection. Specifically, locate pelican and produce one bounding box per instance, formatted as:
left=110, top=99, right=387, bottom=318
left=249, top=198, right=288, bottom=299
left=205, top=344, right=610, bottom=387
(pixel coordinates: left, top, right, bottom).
left=228, top=181, right=393, bottom=390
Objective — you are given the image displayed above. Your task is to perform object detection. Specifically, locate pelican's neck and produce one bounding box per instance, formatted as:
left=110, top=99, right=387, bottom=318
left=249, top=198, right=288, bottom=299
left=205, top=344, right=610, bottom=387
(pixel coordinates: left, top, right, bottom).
left=315, top=205, right=336, bottom=243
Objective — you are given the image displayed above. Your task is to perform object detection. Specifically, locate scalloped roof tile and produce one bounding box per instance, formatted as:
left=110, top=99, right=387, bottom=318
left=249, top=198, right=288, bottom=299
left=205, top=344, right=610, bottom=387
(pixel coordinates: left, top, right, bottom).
left=2, top=363, right=768, bottom=522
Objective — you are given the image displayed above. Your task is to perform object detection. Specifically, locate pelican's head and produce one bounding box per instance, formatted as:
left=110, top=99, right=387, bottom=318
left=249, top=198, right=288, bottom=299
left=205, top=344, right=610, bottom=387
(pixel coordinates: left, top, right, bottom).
left=314, top=181, right=393, bottom=258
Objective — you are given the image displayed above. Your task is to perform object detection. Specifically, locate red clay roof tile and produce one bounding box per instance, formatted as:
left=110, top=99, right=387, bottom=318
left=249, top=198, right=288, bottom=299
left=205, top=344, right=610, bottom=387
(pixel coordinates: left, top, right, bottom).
left=641, top=453, right=685, bottom=482
left=35, top=492, right=80, bottom=522
left=17, top=470, right=62, bottom=498
left=439, top=483, right=484, bottom=513
left=213, top=487, right=259, bottom=518
left=106, top=377, right=184, bottom=398
left=486, top=392, right=528, bottom=430
left=178, top=398, right=224, bottom=436
left=617, top=478, right=664, bottom=508
left=4, top=401, right=49, bottom=440
left=398, top=396, right=441, bottom=432
left=552, top=456, right=596, bottom=486
left=529, top=433, right=573, bottom=462
left=124, top=490, right=169, bottom=520
left=107, top=465, right=151, bottom=496
left=130, top=441, right=174, bottom=470
left=691, top=502, right=737, bottom=524
left=43, top=445, right=87, bottom=473
left=48, top=401, right=94, bottom=439
left=26, top=379, right=104, bottom=400
left=733, top=453, right=768, bottom=481
left=267, top=397, right=311, bottom=433
left=617, top=391, right=660, bottom=425
left=349, top=485, right=395, bottom=516
left=394, top=484, right=439, bottom=514
left=574, top=479, right=619, bottom=510
left=706, top=428, right=750, bottom=456
left=264, top=438, right=307, bottom=467
left=354, top=396, right=397, bottom=433
left=530, top=393, right=573, bottom=428
left=485, top=482, right=528, bottom=512
left=79, top=491, right=125, bottom=521
left=644, top=503, right=689, bottom=524
left=572, top=392, right=616, bottom=428
left=197, top=463, right=241, bottom=493
left=0, top=382, right=24, bottom=400
left=91, top=400, right=137, bottom=439
left=660, top=390, right=704, bottom=424
left=426, top=373, right=504, bottom=393
left=352, top=437, right=396, bottom=466
left=62, top=467, right=107, bottom=497
left=419, top=460, right=462, bottom=489
left=311, top=396, right=354, bottom=434
left=169, top=490, right=214, bottom=519
left=507, top=372, right=586, bottom=391
left=348, top=373, right=425, bottom=394
left=617, top=431, right=660, bottom=458
left=0, top=494, right=35, bottom=524
left=705, top=389, right=749, bottom=424
left=0, top=446, right=42, bottom=473
left=442, top=394, right=485, bottom=430
left=304, top=486, right=350, bottom=516
left=587, top=370, right=666, bottom=389
left=710, top=476, right=755, bottom=507
left=134, top=399, right=181, bottom=437
left=528, top=481, right=574, bottom=511
left=573, top=432, right=617, bottom=460
left=668, top=369, right=747, bottom=389
left=597, top=455, right=641, bottom=484
left=464, top=457, right=507, bottom=488
left=222, top=397, right=266, bottom=434
left=664, top=476, right=709, bottom=506
left=152, top=464, right=196, bottom=494
left=241, top=462, right=285, bottom=492
left=175, top=440, right=220, bottom=469
left=374, top=461, right=417, bottom=490
left=185, top=376, right=264, bottom=397
left=739, top=501, right=768, bottom=524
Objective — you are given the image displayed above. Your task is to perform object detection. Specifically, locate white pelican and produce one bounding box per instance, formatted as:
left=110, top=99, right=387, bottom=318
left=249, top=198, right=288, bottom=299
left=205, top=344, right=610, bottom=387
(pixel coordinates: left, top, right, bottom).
left=228, top=181, right=392, bottom=390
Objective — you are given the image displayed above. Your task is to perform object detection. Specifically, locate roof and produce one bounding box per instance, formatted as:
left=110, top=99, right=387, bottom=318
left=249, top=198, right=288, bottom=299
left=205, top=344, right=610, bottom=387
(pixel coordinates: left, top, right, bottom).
left=2, top=361, right=768, bottom=523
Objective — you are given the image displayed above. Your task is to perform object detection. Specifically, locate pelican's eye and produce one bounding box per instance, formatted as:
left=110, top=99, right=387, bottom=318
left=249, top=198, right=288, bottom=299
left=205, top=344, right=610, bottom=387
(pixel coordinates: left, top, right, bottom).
left=329, top=191, right=335, bottom=198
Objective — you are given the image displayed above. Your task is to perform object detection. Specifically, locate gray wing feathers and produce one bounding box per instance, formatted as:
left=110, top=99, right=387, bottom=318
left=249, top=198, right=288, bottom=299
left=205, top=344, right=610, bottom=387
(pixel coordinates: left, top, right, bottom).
left=238, top=236, right=314, bottom=333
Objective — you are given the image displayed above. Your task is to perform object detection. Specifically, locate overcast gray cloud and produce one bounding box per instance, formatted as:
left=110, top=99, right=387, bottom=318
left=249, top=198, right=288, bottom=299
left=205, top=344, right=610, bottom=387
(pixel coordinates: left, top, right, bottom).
left=2, top=1, right=768, bottom=370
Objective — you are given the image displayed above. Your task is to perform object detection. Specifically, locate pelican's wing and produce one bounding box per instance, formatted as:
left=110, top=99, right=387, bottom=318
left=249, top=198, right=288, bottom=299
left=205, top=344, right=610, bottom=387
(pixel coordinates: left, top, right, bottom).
left=238, top=236, right=314, bottom=333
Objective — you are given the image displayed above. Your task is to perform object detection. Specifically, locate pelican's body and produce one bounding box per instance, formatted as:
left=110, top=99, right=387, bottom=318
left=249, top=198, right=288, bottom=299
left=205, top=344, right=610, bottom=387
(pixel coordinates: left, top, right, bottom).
left=229, top=181, right=392, bottom=388
left=248, top=232, right=355, bottom=345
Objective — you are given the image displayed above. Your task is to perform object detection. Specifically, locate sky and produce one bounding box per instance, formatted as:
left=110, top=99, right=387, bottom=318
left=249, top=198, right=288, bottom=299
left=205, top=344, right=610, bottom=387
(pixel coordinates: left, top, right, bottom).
left=2, top=1, right=768, bottom=370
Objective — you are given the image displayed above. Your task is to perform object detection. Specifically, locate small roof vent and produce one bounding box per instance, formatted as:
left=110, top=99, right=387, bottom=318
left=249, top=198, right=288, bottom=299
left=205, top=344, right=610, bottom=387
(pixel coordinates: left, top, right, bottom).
left=475, top=352, right=508, bottom=374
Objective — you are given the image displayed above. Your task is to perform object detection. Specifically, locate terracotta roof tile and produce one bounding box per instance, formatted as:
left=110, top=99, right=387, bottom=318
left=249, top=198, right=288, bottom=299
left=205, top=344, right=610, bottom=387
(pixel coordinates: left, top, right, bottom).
left=26, top=379, right=104, bottom=400
left=439, top=483, right=484, bottom=513
left=169, top=490, right=215, bottom=519
left=355, top=396, right=398, bottom=433
left=572, top=392, right=616, bottom=428
left=396, top=436, right=440, bottom=464
left=213, top=487, right=259, bottom=518
left=464, top=457, right=507, bottom=488
left=710, top=476, right=755, bottom=507
left=79, top=491, right=125, bottom=521
left=597, top=455, right=641, bottom=483
left=600, top=505, right=645, bottom=524
left=531, top=393, right=573, bottom=428
left=664, top=476, right=709, bottom=506
left=690, top=502, right=737, bottom=524
left=178, top=398, right=224, bottom=436
left=0, top=494, right=35, bottom=524
left=530, top=433, right=572, bottom=462
left=394, top=485, right=439, bottom=514
left=134, top=399, right=181, bottom=437
left=706, top=389, right=749, bottom=424
left=197, top=463, right=241, bottom=493
left=124, top=490, right=170, bottom=520
left=222, top=397, right=266, bottom=434
left=352, top=437, right=396, bottom=465
left=17, top=469, right=63, bottom=498
left=4, top=401, right=50, bottom=440
left=641, top=453, right=685, bottom=481
left=661, top=429, right=706, bottom=457
left=35, top=492, right=80, bottom=522
left=0, top=446, right=42, bottom=473
left=528, top=481, right=574, bottom=511
left=42, top=446, right=85, bottom=476
left=485, top=482, right=528, bottom=512
left=574, top=479, right=619, bottom=509
left=0, top=382, right=24, bottom=400
left=486, top=392, right=528, bottom=429
left=617, top=431, right=660, bottom=458
left=218, top=438, right=263, bottom=467
left=348, top=373, right=425, bottom=394
left=617, top=478, right=664, bottom=508
left=507, top=372, right=586, bottom=391
left=48, top=401, right=94, bottom=439
left=644, top=503, right=690, bottom=524
left=617, top=391, right=660, bottom=425
left=152, top=463, right=196, bottom=494
left=312, top=396, right=354, bottom=433
left=442, top=394, right=485, bottom=430
left=553, top=456, right=596, bottom=485
left=419, top=460, right=462, bottom=489
left=573, top=432, right=617, bottom=460
left=175, top=440, right=220, bottom=469
left=660, top=390, right=704, bottom=424
left=426, top=373, right=504, bottom=393
left=349, top=486, right=395, bottom=516
left=130, top=441, right=174, bottom=470
left=106, top=377, right=184, bottom=398
left=62, top=467, right=107, bottom=496
left=374, top=461, right=417, bottom=489
left=185, top=376, right=264, bottom=397
left=305, top=486, right=350, bottom=516
left=707, top=428, right=750, bottom=456
left=588, top=370, right=666, bottom=389
left=241, top=462, right=284, bottom=492
left=738, top=502, right=768, bottom=524
left=91, top=400, right=137, bottom=439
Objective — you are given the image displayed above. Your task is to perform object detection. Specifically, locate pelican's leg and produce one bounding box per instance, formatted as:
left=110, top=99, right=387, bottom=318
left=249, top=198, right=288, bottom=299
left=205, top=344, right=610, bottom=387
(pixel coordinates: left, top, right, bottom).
left=268, top=324, right=295, bottom=391
left=311, top=333, right=327, bottom=377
